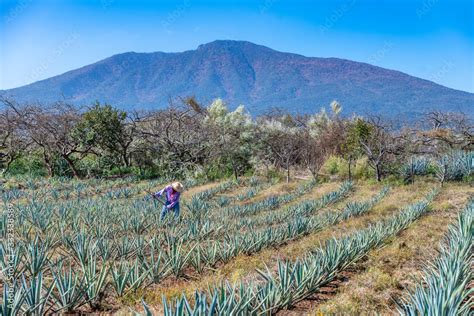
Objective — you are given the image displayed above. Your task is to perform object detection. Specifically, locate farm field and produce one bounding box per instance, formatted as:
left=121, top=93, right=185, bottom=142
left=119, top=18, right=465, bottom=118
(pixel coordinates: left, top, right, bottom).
left=0, top=175, right=472, bottom=315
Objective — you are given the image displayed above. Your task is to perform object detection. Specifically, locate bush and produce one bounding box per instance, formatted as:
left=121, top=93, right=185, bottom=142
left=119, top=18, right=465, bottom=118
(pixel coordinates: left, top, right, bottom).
left=353, top=158, right=373, bottom=180
left=320, top=156, right=344, bottom=178
left=7, top=154, right=47, bottom=177
left=325, top=156, right=341, bottom=175
left=132, top=166, right=162, bottom=180
left=77, top=155, right=103, bottom=177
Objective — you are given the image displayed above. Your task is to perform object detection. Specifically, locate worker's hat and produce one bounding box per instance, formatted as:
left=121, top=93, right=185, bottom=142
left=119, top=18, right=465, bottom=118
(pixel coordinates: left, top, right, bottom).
left=172, top=181, right=184, bottom=193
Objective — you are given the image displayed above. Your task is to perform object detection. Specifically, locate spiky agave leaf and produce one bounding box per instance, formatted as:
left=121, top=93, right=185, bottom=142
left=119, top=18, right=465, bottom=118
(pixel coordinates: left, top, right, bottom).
left=21, top=272, right=54, bottom=315
left=0, top=282, right=24, bottom=316
left=50, top=261, right=87, bottom=312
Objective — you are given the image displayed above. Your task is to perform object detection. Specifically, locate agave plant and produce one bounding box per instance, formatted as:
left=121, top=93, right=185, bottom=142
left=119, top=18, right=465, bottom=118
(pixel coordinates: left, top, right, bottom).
left=163, top=235, right=196, bottom=277
left=115, top=236, right=139, bottom=259
left=0, top=241, right=25, bottom=280
left=185, top=196, right=210, bottom=219
left=200, top=241, right=220, bottom=267
left=21, top=272, right=55, bottom=315
left=139, top=299, right=155, bottom=315
left=111, top=259, right=150, bottom=297
left=190, top=245, right=206, bottom=274
left=216, top=196, right=232, bottom=207
left=81, top=253, right=109, bottom=310
left=140, top=241, right=169, bottom=284
left=50, top=261, right=87, bottom=313
left=1, top=282, right=24, bottom=316
left=434, top=151, right=473, bottom=186
left=63, top=231, right=98, bottom=267
left=24, top=235, right=53, bottom=278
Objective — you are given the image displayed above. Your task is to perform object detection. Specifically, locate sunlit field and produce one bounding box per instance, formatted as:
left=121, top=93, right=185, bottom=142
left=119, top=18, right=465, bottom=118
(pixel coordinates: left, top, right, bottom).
left=1, top=168, right=472, bottom=315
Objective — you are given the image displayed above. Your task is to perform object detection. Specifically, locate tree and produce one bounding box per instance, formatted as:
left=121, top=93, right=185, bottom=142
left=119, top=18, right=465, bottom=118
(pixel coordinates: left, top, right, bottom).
left=73, top=102, right=136, bottom=169
left=355, top=117, right=395, bottom=182
left=339, top=118, right=363, bottom=180
left=0, top=99, right=31, bottom=174
left=301, top=101, right=345, bottom=180
left=420, top=111, right=473, bottom=152
left=203, top=99, right=254, bottom=180
left=4, top=101, right=84, bottom=177
left=136, top=99, right=212, bottom=176
left=259, top=114, right=303, bottom=183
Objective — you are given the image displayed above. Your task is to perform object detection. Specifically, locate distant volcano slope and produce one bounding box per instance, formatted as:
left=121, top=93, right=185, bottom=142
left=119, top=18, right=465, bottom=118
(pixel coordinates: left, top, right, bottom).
left=2, top=40, right=473, bottom=117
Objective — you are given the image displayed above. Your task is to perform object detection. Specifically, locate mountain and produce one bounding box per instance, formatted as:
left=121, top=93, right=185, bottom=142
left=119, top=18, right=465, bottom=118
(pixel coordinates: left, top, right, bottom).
left=2, top=40, right=473, bottom=117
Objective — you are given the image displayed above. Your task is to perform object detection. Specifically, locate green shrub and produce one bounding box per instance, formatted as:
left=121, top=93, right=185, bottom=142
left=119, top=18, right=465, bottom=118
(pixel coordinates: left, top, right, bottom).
left=132, top=166, right=162, bottom=180
left=353, top=158, right=373, bottom=180
left=7, top=154, right=47, bottom=177
left=326, top=156, right=340, bottom=175
left=77, top=155, right=102, bottom=177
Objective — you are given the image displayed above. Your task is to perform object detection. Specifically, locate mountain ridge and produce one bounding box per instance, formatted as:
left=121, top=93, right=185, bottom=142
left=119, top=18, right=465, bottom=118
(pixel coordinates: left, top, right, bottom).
left=2, top=40, right=473, bottom=116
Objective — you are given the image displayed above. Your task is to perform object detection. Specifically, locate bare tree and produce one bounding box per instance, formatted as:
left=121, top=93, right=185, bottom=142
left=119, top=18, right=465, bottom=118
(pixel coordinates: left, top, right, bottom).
left=0, top=98, right=31, bottom=174
left=258, top=115, right=303, bottom=183
left=136, top=101, right=212, bottom=174
left=6, top=101, right=85, bottom=177
left=299, top=102, right=346, bottom=180
left=357, top=116, right=396, bottom=182
left=421, top=111, right=473, bottom=151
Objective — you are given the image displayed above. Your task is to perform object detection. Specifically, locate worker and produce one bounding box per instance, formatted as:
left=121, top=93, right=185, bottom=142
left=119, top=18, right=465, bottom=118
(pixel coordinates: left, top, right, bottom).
left=152, top=182, right=184, bottom=220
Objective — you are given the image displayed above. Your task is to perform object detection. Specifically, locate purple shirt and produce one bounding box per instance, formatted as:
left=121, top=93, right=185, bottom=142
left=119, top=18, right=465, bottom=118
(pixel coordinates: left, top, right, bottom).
left=154, top=185, right=181, bottom=208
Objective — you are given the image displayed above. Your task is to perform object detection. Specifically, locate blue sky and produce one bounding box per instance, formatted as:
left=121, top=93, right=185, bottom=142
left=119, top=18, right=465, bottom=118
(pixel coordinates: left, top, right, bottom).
left=1, top=0, right=473, bottom=92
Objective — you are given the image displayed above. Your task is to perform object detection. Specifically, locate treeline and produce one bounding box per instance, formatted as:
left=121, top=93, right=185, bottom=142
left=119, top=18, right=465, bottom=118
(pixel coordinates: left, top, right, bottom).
left=0, top=97, right=472, bottom=183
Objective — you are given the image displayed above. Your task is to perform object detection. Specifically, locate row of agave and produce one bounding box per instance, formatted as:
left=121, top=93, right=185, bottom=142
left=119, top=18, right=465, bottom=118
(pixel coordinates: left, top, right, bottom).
left=400, top=150, right=473, bottom=183
left=2, top=180, right=115, bottom=204
left=1, top=173, right=188, bottom=204
left=158, top=189, right=439, bottom=315
left=187, top=186, right=390, bottom=270
left=218, top=176, right=279, bottom=207
left=184, top=179, right=322, bottom=240
left=181, top=179, right=314, bottom=235
left=1, top=176, right=127, bottom=202
left=398, top=198, right=473, bottom=315
left=191, top=180, right=241, bottom=202
left=222, top=180, right=317, bottom=218
left=233, top=181, right=354, bottom=230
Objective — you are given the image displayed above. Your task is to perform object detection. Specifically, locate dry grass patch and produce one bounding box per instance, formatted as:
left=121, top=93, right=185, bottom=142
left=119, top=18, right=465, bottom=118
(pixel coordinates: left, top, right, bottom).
left=242, top=179, right=301, bottom=203
left=182, top=181, right=225, bottom=198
